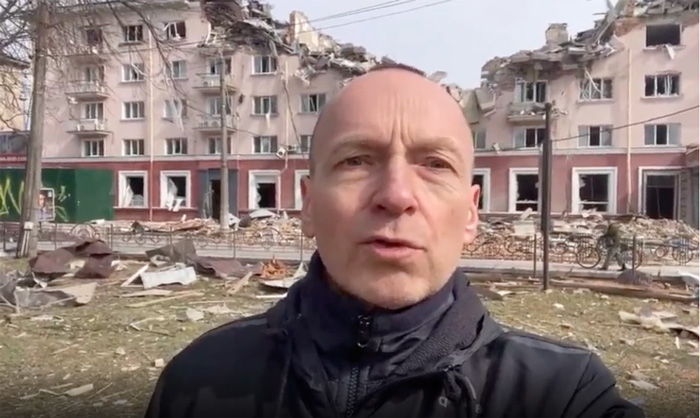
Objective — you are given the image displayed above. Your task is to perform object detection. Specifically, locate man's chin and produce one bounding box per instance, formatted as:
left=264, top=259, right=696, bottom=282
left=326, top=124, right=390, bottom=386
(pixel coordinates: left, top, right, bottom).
left=351, top=275, right=432, bottom=310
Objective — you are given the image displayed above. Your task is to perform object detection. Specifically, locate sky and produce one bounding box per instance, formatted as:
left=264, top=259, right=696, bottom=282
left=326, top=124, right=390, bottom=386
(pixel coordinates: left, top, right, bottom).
left=267, top=0, right=609, bottom=87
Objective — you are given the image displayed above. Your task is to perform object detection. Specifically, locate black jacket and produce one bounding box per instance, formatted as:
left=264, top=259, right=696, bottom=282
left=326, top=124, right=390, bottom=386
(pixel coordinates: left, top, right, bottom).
left=145, top=253, right=644, bottom=418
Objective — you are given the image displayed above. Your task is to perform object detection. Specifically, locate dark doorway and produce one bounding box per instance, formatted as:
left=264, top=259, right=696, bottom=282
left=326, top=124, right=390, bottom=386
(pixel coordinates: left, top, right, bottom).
left=209, top=179, right=221, bottom=220
left=257, top=183, right=277, bottom=208
left=645, top=174, right=677, bottom=219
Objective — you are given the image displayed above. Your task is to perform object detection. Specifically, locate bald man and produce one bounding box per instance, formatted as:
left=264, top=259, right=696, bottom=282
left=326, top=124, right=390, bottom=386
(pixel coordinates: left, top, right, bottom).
left=146, top=66, right=643, bottom=418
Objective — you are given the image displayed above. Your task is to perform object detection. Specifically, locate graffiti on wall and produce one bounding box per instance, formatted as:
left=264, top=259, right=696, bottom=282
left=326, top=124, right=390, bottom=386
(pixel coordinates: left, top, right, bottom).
left=0, top=177, right=70, bottom=221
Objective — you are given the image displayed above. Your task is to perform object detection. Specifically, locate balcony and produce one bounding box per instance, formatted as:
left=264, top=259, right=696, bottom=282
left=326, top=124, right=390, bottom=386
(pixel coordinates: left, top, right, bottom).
left=65, top=81, right=109, bottom=100
left=507, top=102, right=550, bottom=124
left=67, top=119, right=110, bottom=136
left=67, top=44, right=109, bottom=64
left=193, top=74, right=237, bottom=94
left=195, top=115, right=236, bottom=132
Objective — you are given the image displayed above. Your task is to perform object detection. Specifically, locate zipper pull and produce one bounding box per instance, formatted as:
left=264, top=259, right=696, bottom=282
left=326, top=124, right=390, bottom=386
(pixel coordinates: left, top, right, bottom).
left=356, top=315, right=372, bottom=349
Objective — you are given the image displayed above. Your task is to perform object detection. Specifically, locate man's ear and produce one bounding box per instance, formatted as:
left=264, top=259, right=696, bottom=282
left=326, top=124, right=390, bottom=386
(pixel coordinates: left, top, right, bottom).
left=463, top=184, right=480, bottom=244
left=300, top=175, right=315, bottom=238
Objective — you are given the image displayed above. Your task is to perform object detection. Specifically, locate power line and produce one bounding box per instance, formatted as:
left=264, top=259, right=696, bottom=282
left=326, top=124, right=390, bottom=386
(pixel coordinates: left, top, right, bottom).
left=305, top=0, right=421, bottom=24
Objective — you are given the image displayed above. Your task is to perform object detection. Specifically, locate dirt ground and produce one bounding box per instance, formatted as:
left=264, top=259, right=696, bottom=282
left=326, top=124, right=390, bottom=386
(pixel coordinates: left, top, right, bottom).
left=0, top=259, right=698, bottom=418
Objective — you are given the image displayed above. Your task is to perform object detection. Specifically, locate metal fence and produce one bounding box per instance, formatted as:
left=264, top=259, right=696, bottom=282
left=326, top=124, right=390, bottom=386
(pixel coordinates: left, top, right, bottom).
left=2, top=221, right=698, bottom=268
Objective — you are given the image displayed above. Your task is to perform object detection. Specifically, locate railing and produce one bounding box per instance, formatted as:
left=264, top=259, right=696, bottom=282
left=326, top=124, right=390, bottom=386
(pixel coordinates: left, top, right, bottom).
left=66, top=81, right=108, bottom=96
left=2, top=221, right=698, bottom=267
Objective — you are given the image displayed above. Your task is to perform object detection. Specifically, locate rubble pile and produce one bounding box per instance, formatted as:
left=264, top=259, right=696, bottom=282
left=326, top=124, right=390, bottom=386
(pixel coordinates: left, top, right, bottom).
left=465, top=0, right=698, bottom=127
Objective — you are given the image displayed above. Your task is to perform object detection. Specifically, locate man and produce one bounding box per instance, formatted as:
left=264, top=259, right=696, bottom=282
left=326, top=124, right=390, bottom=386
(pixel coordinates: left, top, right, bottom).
left=600, top=221, right=627, bottom=271
left=145, top=65, right=643, bottom=417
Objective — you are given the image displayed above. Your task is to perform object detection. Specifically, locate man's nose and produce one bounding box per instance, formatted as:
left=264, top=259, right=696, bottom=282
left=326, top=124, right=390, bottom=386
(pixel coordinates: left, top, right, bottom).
left=370, top=159, right=418, bottom=216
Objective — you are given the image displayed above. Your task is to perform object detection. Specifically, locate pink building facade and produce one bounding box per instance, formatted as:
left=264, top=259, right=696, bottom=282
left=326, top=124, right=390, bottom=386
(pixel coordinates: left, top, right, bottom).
left=468, top=2, right=698, bottom=226
left=14, top=1, right=361, bottom=221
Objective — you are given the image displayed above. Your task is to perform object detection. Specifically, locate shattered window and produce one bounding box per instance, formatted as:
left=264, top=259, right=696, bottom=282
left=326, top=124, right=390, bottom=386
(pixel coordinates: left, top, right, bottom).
left=84, top=28, right=102, bottom=46
left=123, top=139, right=145, bottom=156
left=122, top=25, right=144, bottom=43
left=644, top=123, right=681, bottom=146
left=164, top=21, right=186, bottom=40
left=514, top=128, right=545, bottom=149
left=164, top=99, right=188, bottom=119
left=301, top=94, right=326, bottom=113
left=577, top=125, right=613, bottom=147
left=579, top=78, right=613, bottom=101
left=472, top=174, right=485, bottom=210
left=122, top=63, right=145, bottom=82
left=577, top=173, right=610, bottom=213
left=514, top=80, right=547, bottom=103
left=83, top=65, right=104, bottom=82
left=162, top=175, right=188, bottom=208
left=207, top=97, right=232, bottom=115
left=165, top=138, right=188, bottom=155
left=83, top=139, right=104, bottom=157
left=514, top=174, right=539, bottom=212
left=253, top=95, right=278, bottom=115
left=300, top=135, right=312, bottom=153
left=207, top=137, right=231, bottom=154
left=120, top=174, right=146, bottom=207
left=253, top=55, right=278, bottom=74
left=644, top=74, right=680, bottom=97
left=253, top=136, right=278, bottom=154
left=208, top=58, right=232, bottom=75
left=646, top=24, right=681, bottom=47
left=472, top=130, right=486, bottom=150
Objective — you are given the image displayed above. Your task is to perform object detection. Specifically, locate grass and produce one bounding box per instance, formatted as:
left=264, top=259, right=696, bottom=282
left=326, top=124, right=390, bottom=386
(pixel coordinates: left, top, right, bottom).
left=0, top=258, right=697, bottom=418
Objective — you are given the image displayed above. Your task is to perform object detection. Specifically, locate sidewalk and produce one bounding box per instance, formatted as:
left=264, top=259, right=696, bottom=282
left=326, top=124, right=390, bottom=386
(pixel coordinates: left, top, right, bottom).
left=34, top=241, right=699, bottom=280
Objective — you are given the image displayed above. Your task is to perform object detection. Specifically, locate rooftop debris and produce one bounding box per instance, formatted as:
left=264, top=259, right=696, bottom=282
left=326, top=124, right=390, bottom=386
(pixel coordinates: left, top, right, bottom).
left=467, top=0, right=699, bottom=121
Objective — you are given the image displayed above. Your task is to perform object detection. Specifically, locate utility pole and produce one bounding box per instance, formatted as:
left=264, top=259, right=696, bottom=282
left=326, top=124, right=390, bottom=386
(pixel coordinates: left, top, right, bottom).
left=218, top=55, right=229, bottom=229
left=17, top=0, right=49, bottom=258
left=541, top=102, right=553, bottom=291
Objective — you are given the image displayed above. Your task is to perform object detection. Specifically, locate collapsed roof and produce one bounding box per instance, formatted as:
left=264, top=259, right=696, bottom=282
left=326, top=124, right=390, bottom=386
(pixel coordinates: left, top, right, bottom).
left=467, top=0, right=699, bottom=120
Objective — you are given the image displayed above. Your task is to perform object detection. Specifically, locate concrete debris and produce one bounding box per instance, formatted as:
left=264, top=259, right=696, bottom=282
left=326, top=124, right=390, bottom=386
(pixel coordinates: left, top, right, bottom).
left=477, top=0, right=699, bottom=123
left=138, top=266, right=197, bottom=289
left=619, top=307, right=700, bottom=338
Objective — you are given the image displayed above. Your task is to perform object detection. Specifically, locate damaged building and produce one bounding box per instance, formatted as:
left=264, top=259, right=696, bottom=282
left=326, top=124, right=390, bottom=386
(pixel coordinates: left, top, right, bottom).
left=463, top=0, right=698, bottom=227
left=17, top=0, right=398, bottom=222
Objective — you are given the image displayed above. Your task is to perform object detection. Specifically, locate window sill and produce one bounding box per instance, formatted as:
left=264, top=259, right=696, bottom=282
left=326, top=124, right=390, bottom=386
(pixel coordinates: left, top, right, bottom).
left=643, top=144, right=682, bottom=147
left=643, top=45, right=685, bottom=51
left=120, top=80, right=145, bottom=84
left=122, top=118, right=145, bottom=122
left=82, top=155, right=104, bottom=158
left=576, top=99, right=614, bottom=104
left=298, top=111, right=321, bottom=115
left=156, top=206, right=196, bottom=211
left=119, top=41, right=145, bottom=47
left=114, top=206, right=149, bottom=210
left=641, top=95, right=683, bottom=101
left=251, top=72, right=277, bottom=76
left=251, top=114, right=279, bottom=117
left=577, top=145, right=613, bottom=149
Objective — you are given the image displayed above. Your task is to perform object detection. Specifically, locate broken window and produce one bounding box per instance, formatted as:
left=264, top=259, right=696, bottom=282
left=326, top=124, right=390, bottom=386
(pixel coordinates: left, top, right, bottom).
left=514, top=128, right=545, bottom=149
left=472, top=174, right=485, bottom=210
left=120, top=173, right=146, bottom=207
left=122, top=25, right=144, bottom=43
left=253, top=136, right=278, bottom=154
left=578, top=78, right=613, bottom=100
left=169, top=60, right=187, bottom=79
left=84, top=28, right=103, bottom=46
left=514, top=80, right=547, bottom=103
left=122, top=63, right=145, bottom=82
left=83, top=102, right=104, bottom=119
left=165, top=138, right=188, bottom=155
left=123, top=139, right=145, bottom=156
left=82, top=139, right=104, bottom=157
left=253, top=176, right=277, bottom=209
left=83, top=66, right=104, bottom=82
left=253, top=55, right=278, bottom=74
left=253, top=95, right=278, bottom=115
left=301, top=94, right=327, bottom=113
left=578, top=125, right=612, bottom=147
left=164, top=21, right=186, bottom=40
left=208, top=57, right=232, bottom=75
left=644, top=123, right=681, bottom=146
left=577, top=173, right=611, bottom=212
left=162, top=174, right=188, bottom=209
left=472, top=130, right=486, bottom=150
left=645, top=24, right=681, bottom=47
left=164, top=99, right=188, bottom=118
left=207, top=137, right=231, bottom=154
left=514, top=174, right=539, bottom=212
left=644, top=173, right=678, bottom=219
left=644, top=74, right=680, bottom=97
left=207, top=97, right=232, bottom=115
left=300, top=135, right=312, bottom=153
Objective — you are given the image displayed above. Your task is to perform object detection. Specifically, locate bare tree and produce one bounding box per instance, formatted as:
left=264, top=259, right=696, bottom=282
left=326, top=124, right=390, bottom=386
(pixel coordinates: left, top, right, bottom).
left=0, top=0, right=193, bottom=257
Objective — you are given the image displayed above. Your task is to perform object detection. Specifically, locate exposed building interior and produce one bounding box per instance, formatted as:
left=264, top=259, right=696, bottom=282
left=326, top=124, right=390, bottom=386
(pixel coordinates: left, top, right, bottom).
left=643, top=173, right=678, bottom=219
left=514, top=174, right=539, bottom=211
left=577, top=173, right=610, bottom=212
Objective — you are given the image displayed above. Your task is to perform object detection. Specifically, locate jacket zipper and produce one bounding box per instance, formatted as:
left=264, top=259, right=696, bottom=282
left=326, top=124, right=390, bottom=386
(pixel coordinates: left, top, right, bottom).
left=345, top=314, right=372, bottom=417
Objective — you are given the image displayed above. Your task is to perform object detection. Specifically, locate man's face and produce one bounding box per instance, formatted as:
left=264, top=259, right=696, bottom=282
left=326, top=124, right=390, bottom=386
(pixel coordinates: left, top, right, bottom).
left=38, top=193, right=46, bottom=207
left=300, top=69, right=480, bottom=310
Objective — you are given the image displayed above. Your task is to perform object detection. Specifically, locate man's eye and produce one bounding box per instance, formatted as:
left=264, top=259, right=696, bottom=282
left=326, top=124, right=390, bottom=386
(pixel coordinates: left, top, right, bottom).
left=343, top=156, right=366, bottom=166
left=424, top=158, right=451, bottom=170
